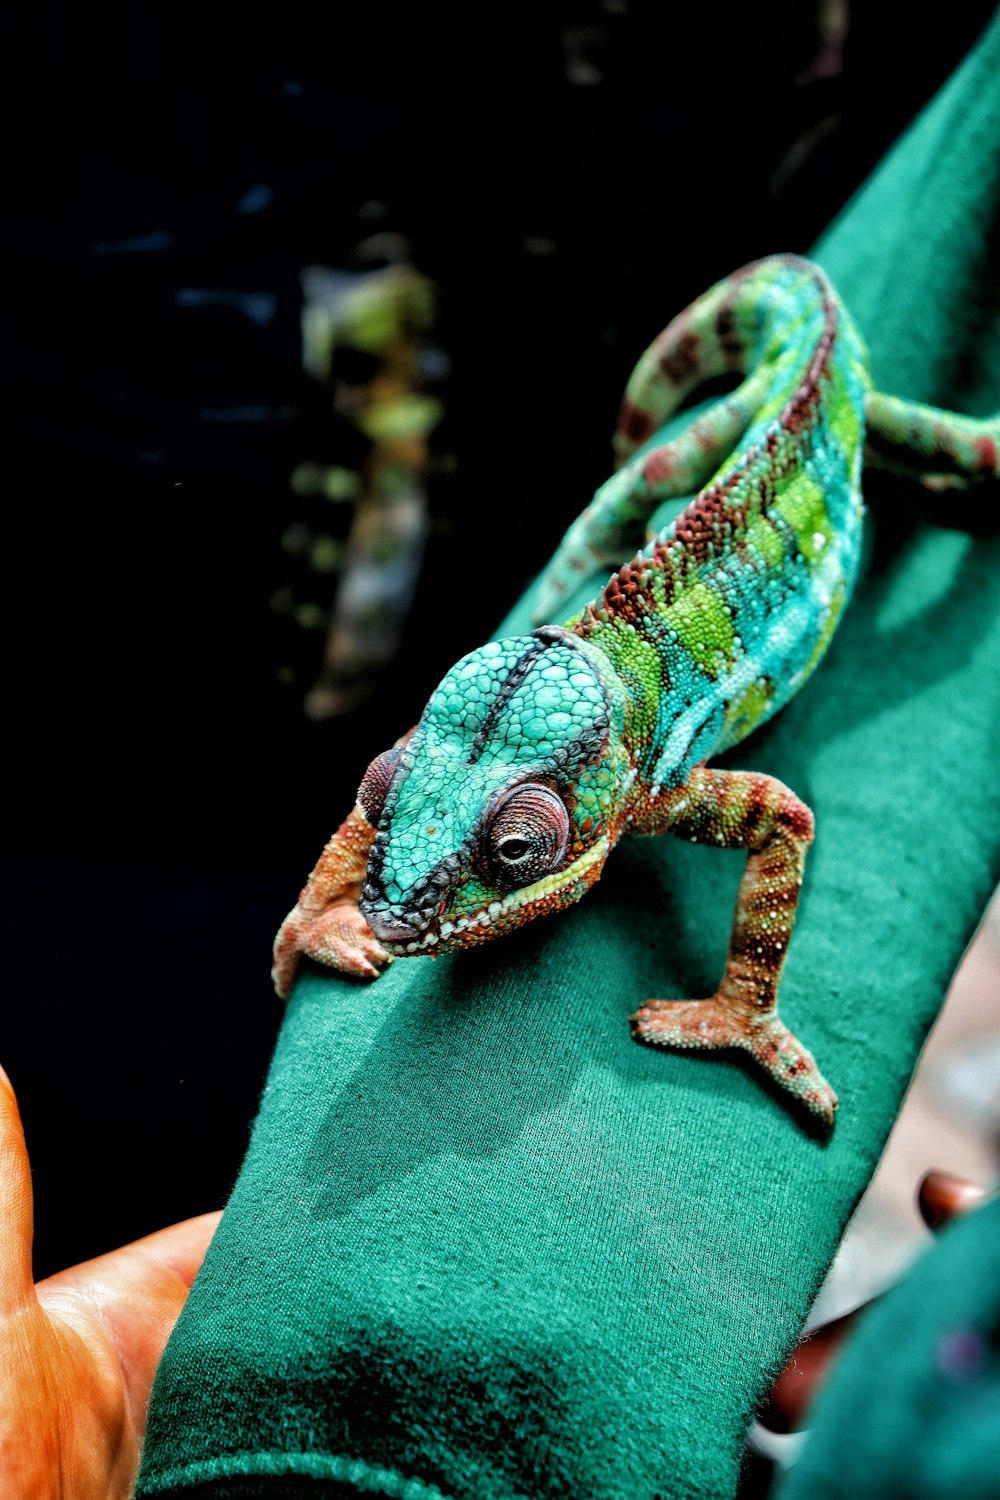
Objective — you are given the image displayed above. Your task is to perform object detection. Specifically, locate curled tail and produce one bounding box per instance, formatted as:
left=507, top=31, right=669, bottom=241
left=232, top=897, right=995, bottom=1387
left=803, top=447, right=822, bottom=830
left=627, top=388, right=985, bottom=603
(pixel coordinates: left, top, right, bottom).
left=531, top=389, right=765, bottom=626
left=534, top=256, right=834, bottom=626
left=613, top=264, right=763, bottom=469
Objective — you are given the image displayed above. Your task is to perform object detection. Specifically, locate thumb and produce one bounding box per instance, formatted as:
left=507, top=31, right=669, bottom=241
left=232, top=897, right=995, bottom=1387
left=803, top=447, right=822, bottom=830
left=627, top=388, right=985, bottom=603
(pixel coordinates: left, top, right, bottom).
left=0, top=1064, right=36, bottom=1315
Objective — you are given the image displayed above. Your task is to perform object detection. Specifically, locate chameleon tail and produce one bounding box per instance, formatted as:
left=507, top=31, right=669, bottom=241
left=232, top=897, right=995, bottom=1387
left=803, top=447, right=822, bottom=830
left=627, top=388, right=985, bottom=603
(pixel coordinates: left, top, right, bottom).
left=613, top=269, right=757, bottom=470
left=864, top=391, right=1000, bottom=490
left=534, top=256, right=844, bottom=627
left=531, top=386, right=765, bottom=626
left=611, top=254, right=831, bottom=471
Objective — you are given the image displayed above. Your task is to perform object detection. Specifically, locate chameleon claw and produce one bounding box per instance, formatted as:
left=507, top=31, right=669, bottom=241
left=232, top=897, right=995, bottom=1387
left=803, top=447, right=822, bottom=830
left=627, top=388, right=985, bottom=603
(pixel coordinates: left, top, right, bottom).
left=272, top=899, right=392, bottom=996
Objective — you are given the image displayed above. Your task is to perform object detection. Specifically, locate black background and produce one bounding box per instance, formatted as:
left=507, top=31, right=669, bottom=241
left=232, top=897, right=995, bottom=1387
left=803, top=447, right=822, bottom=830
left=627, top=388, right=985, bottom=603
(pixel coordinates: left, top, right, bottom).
left=2, top=1, right=994, bottom=1287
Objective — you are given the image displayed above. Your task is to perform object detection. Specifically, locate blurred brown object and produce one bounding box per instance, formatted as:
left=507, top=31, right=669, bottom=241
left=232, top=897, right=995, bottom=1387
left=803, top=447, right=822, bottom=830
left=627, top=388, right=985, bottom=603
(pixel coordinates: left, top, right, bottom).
left=917, top=1168, right=996, bottom=1230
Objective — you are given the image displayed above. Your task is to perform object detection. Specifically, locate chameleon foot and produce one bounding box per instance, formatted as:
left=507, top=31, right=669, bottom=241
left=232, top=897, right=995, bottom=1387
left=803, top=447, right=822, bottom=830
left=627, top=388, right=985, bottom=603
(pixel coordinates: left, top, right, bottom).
left=272, top=900, right=392, bottom=999
left=631, top=999, right=838, bottom=1126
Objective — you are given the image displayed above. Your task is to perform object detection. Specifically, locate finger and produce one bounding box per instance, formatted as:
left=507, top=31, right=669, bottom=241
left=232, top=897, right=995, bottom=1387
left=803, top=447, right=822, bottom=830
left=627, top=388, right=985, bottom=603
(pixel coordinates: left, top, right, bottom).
left=918, top=1169, right=994, bottom=1231
left=38, top=1209, right=223, bottom=1300
left=129, top=1210, right=223, bottom=1290
left=0, top=1063, right=36, bottom=1314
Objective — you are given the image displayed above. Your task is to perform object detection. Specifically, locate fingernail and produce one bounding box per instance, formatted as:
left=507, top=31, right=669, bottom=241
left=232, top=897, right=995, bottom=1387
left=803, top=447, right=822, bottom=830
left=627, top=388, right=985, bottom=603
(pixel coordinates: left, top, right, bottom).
left=919, top=1170, right=992, bottom=1230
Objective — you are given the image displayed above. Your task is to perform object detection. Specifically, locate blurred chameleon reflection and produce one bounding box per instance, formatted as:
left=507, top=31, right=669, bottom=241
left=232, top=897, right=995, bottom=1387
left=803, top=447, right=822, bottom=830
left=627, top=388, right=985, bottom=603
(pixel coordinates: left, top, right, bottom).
left=288, top=257, right=446, bottom=718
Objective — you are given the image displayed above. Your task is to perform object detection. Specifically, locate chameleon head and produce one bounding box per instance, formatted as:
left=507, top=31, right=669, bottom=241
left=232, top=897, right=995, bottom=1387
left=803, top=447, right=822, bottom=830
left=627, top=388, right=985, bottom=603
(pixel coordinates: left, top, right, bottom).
left=356, top=628, right=632, bottom=955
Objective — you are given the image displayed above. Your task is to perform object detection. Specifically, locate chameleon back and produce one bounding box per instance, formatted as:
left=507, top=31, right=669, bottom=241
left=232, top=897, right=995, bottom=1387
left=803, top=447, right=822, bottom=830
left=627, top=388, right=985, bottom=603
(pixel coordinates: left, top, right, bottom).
left=568, top=257, right=872, bottom=787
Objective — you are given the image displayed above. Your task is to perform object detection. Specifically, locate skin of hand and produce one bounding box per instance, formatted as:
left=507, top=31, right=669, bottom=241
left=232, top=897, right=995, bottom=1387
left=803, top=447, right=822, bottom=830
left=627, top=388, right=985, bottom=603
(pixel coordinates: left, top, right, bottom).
left=0, top=1064, right=221, bottom=1500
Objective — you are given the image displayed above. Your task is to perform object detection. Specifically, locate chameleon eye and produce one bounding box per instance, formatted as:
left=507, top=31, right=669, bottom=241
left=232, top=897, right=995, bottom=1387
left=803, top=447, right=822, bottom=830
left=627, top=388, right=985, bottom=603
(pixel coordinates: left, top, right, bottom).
left=357, top=747, right=402, bottom=826
left=485, top=784, right=569, bottom=890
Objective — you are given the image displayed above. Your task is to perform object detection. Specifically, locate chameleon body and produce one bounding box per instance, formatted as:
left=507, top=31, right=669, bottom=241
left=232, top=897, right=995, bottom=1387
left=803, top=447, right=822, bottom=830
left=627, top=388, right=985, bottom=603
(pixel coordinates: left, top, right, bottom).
left=273, top=255, right=999, bottom=1125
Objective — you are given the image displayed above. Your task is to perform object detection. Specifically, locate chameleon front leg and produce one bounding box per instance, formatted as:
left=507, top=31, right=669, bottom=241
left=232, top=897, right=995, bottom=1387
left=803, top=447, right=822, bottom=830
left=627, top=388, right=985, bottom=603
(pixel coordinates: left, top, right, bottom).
left=864, top=391, right=999, bottom=489
left=630, top=766, right=838, bottom=1125
left=271, top=804, right=391, bottom=999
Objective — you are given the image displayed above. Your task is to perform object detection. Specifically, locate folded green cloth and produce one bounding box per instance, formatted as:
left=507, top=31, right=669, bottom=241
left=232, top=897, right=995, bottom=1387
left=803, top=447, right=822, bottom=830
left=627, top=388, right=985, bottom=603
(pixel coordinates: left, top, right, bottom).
left=137, top=17, right=1000, bottom=1498
left=779, top=1195, right=1000, bottom=1500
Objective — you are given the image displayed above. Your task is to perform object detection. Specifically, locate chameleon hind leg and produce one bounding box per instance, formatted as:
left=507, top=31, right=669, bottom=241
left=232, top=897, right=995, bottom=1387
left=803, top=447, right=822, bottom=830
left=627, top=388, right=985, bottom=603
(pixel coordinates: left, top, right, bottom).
left=630, top=766, right=838, bottom=1125
left=532, top=388, right=763, bottom=626
left=864, top=391, right=1000, bottom=490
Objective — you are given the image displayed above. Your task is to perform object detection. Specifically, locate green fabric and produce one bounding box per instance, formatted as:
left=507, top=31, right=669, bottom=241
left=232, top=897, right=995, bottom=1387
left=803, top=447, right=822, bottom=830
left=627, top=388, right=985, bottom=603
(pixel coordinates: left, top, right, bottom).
left=779, top=1195, right=1000, bottom=1499
left=137, top=19, right=1000, bottom=1500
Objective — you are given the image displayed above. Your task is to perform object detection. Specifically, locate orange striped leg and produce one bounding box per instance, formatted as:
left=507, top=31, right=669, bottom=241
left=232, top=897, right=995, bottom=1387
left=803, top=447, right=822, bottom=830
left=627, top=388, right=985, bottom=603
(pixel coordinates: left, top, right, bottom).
left=631, top=766, right=837, bottom=1125
left=271, top=805, right=391, bottom=998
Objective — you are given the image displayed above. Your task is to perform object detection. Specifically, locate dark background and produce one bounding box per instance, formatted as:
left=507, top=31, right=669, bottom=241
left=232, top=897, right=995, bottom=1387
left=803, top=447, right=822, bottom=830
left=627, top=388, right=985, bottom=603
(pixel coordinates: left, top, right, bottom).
left=2, top=1, right=995, bottom=1288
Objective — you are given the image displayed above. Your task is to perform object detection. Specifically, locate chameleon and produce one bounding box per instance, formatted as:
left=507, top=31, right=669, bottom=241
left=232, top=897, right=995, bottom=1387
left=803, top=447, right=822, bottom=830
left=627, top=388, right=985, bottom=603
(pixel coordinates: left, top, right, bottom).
left=272, top=255, right=999, bottom=1125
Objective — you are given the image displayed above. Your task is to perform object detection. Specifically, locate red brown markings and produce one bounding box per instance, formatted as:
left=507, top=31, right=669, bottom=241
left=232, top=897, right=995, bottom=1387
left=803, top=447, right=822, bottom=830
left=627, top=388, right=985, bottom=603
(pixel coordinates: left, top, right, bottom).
left=762, top=428, right=805, bottom=491
left=660, top=329, right=701, bottom=385
left=781, top=294, right=837, bottom=437
left=650, top=536, right=679, bottom=599
left=672, top=500, right=727, bottom=566
left=743, top=773, right=769, bottom=830
left=603, top=567, right=651, bottom=629
left=715, top=301, right=744, bottom=366
left=596, top=264, right=839, bottom=635
left=618, top=397, right=654, bottom=448
left=643, top=448, right=676, bottom=486
left=778, top=794, right=815, bottom=844
left=668, top=465, right=765, bottom=567
left=977, top=435, right=998, bottom=472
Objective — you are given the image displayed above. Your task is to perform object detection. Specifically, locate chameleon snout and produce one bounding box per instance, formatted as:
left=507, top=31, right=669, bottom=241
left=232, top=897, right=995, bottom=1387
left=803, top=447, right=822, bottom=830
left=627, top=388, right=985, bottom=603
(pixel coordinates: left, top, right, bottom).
left=360, top=847, right=462, bottom=948
left=359, top=883, right=450, bottom=949
left=362, top=909, right=425, bottom=944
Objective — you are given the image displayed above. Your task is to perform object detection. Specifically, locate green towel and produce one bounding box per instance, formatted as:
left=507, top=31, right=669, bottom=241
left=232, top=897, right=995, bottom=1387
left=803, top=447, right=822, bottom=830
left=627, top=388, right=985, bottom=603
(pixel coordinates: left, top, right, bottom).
left=137, top=17, right=1000, bottom=1498
left=778, top=1196, right=1000, bottom=1500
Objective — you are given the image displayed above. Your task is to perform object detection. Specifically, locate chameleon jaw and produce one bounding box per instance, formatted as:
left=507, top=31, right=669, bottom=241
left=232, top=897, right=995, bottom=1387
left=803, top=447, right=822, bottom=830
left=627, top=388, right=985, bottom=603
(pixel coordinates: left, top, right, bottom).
left=382, top=834, right=612, bottom=956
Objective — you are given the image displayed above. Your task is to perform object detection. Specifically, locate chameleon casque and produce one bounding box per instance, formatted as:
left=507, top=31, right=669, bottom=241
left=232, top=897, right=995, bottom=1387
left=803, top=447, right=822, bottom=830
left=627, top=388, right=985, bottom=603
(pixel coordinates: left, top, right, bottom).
left=273, top=255, right=999, bottom=1125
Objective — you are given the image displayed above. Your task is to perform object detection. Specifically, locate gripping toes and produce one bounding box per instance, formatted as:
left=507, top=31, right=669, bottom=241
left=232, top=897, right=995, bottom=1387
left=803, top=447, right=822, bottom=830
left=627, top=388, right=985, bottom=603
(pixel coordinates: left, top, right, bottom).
left=747, top=1015, right=838, bottom=1125
left=631, top=998, right=838, bottom=1126
left=272, top=901, right=392, bottom=998
left=631, top=997, right=744, bottom=1051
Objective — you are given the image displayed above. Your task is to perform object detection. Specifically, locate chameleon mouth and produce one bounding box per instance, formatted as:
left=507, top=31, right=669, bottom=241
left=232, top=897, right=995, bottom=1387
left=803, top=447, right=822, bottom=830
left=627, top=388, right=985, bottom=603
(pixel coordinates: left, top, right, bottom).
left=383, top=835, right=611, bottom=956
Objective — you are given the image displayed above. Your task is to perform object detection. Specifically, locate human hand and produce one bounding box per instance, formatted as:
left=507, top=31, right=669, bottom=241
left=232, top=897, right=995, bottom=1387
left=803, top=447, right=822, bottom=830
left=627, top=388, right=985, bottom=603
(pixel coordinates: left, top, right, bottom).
left=0, top=1064, right=221, bottom=1499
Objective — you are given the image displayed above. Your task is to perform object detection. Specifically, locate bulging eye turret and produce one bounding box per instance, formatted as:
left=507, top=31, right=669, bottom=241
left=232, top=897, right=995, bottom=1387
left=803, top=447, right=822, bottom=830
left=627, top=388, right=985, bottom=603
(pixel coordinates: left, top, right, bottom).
left=357, top=747, right=403, bottom=826
left=483, top=784, right=568, bottom=889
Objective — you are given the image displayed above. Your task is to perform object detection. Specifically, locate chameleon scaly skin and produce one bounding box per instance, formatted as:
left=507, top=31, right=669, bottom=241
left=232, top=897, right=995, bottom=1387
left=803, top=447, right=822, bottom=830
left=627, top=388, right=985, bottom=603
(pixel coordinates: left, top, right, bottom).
left=273, top=255, right=999, bottom=1125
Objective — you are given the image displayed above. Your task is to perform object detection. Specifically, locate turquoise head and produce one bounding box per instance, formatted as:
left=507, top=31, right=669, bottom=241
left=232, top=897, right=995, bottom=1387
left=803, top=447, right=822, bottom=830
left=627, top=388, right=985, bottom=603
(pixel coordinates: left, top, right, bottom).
left=356, top=627, right=632, bottom=955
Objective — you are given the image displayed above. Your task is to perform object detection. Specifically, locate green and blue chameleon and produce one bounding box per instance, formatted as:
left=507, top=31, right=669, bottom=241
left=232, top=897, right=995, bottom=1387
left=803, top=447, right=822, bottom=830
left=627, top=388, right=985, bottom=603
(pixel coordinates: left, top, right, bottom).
left=273, top=255, right=999, bottom=1125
